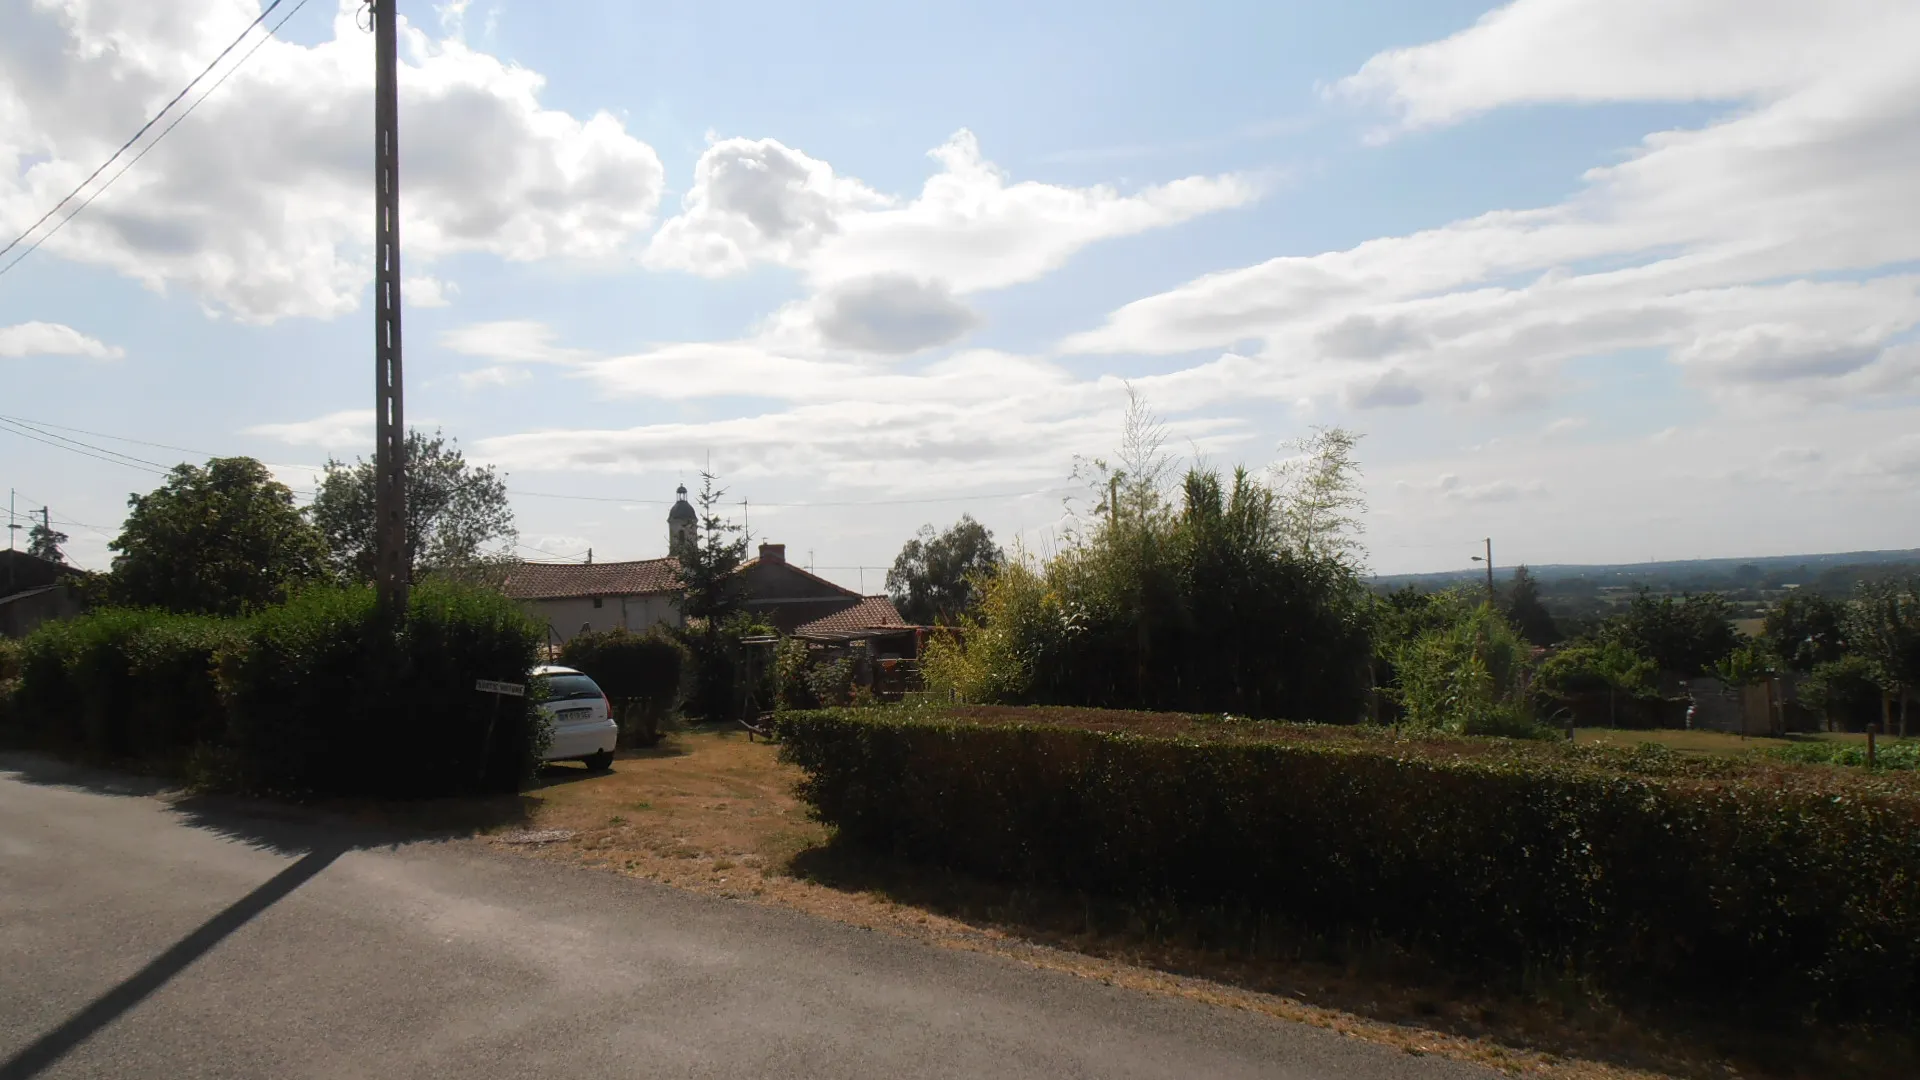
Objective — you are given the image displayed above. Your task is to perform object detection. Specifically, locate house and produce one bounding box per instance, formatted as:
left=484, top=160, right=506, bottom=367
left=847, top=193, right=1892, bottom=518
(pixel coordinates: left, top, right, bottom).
left=501, top=485, right=914, bottom=652
left=0, top=549, right=83, bottom=638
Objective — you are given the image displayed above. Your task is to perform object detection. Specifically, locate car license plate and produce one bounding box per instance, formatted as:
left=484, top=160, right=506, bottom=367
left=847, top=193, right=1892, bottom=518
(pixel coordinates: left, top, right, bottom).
left=557, top=708, right=592, bottom=723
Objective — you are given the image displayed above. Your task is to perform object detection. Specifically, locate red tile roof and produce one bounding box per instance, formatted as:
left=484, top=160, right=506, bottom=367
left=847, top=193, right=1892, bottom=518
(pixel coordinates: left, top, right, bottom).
left=792, top=596, right=912, bottom=640
left=501, top=558, right=680, bottom=600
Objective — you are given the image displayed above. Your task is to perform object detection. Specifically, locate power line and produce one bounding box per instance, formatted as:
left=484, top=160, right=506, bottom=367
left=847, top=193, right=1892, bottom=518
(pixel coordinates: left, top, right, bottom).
left=0, top=419, right=171, bottom=475
left=0, top=0, right=313, bottom=280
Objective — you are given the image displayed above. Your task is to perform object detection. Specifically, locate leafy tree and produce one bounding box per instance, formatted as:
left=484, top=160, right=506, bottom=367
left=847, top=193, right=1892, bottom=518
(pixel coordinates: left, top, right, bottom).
left=1271, top=426, right=1367, bottom=567
left=1762, top=591, right=1846, bottom=671
left=1598, top=590, right=1738, bottom=676
left=1798, top=655, right=1884, bottom=732
left=309, top=429, right=515, bottom=583
left=887, top=514, right=1003, bottom=625
left=671, top=472, right=754, bottom=722
left=27, top=517, right=67, bottom=564
left=1713, top=641, right=1772, bottom=688
left=1503, top=564, right=1559, bottom=645
left=109, top=458, right=326, bottom=616
left=1532, top=639, right=1658, bottom=729
left=1845, top=578, right=1920, bottom=735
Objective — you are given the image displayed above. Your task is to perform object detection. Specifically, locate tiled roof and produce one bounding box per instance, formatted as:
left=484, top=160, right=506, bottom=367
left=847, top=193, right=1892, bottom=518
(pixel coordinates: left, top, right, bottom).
left=792, top=596, right=912, bottom=639
left=501, top=558, right=680, bottom=600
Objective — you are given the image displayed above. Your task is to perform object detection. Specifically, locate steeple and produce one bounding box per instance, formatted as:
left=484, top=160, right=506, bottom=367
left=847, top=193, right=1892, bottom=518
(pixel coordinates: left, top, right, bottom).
left=667, top=483, right=696, bottom=555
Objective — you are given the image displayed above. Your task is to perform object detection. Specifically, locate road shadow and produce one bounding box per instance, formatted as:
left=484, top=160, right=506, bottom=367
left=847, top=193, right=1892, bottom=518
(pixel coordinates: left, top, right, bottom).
left=0, top=841, right=345, bottom=1080
left=785, top=838, right=1919, bottom=1080
left=0, top=749, right=536, bottom=858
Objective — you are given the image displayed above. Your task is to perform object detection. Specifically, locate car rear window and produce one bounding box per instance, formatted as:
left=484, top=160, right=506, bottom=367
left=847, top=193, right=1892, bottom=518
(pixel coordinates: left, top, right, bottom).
left=541, top=673, right=603, bottom=702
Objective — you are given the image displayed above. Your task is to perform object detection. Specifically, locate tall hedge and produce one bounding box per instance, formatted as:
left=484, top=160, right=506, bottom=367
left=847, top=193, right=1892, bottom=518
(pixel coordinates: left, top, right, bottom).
left=777, top=706, right=1920, bottom=1022
left=219, top=582, right=543, bottom=795
left=5, top=583, right=542, bottom=796
left=10, top=609, right=239, bottom=761
left=558, top=626, right=685, bottom=746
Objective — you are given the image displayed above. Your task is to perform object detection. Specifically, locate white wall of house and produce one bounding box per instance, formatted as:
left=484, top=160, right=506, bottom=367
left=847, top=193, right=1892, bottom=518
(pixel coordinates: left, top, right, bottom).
left=522, top=593, right=681, bottom=643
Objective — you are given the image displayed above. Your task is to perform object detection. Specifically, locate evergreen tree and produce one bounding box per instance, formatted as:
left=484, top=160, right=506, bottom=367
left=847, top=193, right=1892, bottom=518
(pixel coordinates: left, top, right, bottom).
left=671, top=472, right=753, bottom=721
left=1503, top=564, right=1560, bottom=645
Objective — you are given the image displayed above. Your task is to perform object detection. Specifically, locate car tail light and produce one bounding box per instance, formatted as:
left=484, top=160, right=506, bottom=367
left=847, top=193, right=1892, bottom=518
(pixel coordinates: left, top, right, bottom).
left=602, top=693, right=612, bottom=718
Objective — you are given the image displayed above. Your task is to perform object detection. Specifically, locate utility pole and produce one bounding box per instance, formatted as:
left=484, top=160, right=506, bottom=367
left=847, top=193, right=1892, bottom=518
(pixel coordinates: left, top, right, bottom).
left=6, top=489, right=17, bottom=551
left=372, top=0, right=409, bottom=618
left=1471, top=537, right=1494, bottom=602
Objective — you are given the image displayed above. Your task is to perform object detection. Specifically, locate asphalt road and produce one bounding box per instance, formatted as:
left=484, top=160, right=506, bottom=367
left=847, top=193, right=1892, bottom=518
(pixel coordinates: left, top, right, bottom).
left=0, top=753, right=1491, bottom=1080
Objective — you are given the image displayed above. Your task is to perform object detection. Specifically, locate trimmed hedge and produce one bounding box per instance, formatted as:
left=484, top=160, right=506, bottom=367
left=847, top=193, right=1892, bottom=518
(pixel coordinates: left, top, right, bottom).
left=777, top=706, right=1920, bottom=1022
left=4, top=582, right=543, bottom=796
left=11, top=609, right=239, bottom=762
left=558, top=626, right=684, bottom=746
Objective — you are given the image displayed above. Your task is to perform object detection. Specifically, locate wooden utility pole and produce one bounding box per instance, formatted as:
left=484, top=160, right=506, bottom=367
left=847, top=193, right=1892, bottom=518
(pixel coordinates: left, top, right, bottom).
left=372, top=0, right=408, bottom=617
left=1482, top=537, right=1494, bottom=600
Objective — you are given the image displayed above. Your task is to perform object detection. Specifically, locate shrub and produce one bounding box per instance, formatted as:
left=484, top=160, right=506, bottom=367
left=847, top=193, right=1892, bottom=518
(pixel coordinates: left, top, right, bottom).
left=1799, top=655, right=1886, bottom=731
left=930, top=468, right=1371, bottom=721
left=778, top=705, right=1920, bottom=1022
left=11, top=609, right=240, bottom=761
left=219, top=581, right=542, bottom=795
left=1389, top=600, right=1546, bottom=737
left=559, top=626, right=685, bottom=746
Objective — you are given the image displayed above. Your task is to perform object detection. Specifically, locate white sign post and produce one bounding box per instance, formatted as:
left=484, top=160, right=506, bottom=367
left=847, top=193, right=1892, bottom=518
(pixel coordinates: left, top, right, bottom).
left=474, top=679, right=525, bottom=697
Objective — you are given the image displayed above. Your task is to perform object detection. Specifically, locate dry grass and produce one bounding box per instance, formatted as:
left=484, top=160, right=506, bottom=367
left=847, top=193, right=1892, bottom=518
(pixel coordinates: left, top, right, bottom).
left=480, top=729, right=1912, bottom=1080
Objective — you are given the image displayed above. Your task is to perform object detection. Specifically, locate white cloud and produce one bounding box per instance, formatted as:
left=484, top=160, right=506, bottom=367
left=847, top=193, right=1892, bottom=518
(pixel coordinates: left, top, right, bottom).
left=1334, top=0, right=1911, bottom=132
left=1060, top=0, right=1920, bottom=415
left=440, top=320, right=593, bottom=364
left=405, top=275, right=457, bottom=308
left=646, top=130, right=1257, bottom=295
left=0, top=0, right=665, bottom=322
left=0, top=321, right=124, bottom=359
left=243, top=408, right=374, bottom=451
left=457, top=365, right=531, bottom=390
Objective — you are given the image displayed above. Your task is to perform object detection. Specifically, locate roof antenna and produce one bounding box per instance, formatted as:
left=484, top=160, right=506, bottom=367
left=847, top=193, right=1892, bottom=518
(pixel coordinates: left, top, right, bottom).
left=585, top=547, right=592, bottom=565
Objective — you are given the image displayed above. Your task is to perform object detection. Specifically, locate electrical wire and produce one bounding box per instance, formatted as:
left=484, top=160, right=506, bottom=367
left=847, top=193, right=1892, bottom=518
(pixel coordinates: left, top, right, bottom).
left=0, top=0, right=315, bottom=280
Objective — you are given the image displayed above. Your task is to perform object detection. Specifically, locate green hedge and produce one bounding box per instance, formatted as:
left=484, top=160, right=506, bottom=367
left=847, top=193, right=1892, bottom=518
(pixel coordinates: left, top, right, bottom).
left=219, top=582, right=543, bottom=795
left=5, top=583, right=543, bottom=796
left=558, top=626, right=684, bottom=746
left=777, top=706, right=1920, bottom=1021
left=11, top=609, right=239, bottom=762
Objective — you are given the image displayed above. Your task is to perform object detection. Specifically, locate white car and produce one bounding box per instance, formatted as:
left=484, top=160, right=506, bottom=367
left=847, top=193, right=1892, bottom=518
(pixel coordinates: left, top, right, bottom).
left=533, top=664, right=618, bottom=771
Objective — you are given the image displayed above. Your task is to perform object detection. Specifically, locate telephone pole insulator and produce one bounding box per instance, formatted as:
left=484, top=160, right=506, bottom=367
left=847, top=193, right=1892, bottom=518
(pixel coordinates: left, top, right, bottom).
left=372, top=0, right=408, bottom=617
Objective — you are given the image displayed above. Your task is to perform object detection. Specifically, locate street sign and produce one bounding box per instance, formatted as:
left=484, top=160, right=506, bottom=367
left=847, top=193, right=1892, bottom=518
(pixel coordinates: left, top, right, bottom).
left=474, top=679, right=525, bottom=697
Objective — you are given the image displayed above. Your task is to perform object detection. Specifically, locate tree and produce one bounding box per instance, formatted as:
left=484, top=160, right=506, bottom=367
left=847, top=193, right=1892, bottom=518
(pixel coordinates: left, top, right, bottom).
left=27, top=516, right=68, bottom=564
left=1798, top=655, right=1883, bottom=732
left=887, top=514, right=1004, bottom=625
left=671, top=472, right=754, bottom=722
left=1845, top=578, right=1920, bottom=736
left=1761, top=591, right=1846, bottom=672
left=309, top=429, right=515, bottom=583
left=1532, top=639, right=1658, bottom=729
left=109, top=457, right=326, bottom=616
left=1503, top=565, right=1559, bottom=646
left=1271, top=426, right=1367, bottom=567
left=1598, top=590, right=1738, bottom=676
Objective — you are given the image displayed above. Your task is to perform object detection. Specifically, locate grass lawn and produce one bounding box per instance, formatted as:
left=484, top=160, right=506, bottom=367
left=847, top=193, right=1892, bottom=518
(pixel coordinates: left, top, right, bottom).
left=470, top=728, right=1910, bottom=1080
left=1575, top=726, right=1917, bottom=757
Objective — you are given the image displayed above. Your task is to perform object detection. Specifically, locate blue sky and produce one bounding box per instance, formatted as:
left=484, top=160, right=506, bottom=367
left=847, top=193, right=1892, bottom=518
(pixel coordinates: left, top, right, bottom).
left=3, top=0, right=1918, bottom=584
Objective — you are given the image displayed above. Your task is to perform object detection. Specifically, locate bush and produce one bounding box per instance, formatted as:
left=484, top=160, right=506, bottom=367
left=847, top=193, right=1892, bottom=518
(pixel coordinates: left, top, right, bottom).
left=11, top=609, right=240, bottom=761
left=219, top=582, right=543, bottom=795
left=778, top=705, right=1920, bottom=1022
left=1389, top=600, right=1547, bottom=737
left=1800, top=655, right=1887, bottom=731
left=559, top=626, right=685, bottom=746
left=929, top=468, right=1371, bottom=722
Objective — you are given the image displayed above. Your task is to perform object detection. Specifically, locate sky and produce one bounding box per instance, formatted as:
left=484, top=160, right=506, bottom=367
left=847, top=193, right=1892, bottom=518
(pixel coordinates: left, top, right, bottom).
left=2, top=0, right=1917, bottom=587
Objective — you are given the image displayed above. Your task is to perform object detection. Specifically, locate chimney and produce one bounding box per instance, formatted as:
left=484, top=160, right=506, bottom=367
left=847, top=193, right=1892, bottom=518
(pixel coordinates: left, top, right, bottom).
left=759, top=542, right=785, bottom=565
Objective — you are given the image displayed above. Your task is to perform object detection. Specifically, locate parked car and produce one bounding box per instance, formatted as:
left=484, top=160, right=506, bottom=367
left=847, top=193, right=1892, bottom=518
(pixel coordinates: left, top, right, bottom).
left=532, top=664, right=617, bottom=771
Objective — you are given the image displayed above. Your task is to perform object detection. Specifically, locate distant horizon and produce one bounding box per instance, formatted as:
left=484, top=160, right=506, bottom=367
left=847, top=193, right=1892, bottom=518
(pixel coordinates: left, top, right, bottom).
left=1372, top=546, right=1920, bottom=583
